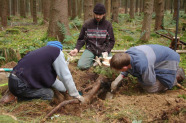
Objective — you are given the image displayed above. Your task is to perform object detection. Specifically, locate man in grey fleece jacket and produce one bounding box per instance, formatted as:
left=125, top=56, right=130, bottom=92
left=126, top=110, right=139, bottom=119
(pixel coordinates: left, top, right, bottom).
left=110, top=44, right=185, bottom=93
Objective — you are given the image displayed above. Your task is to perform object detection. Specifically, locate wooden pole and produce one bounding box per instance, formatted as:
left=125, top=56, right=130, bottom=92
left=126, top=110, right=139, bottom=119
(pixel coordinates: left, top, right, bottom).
left=63, top=50, right=186, bottom=54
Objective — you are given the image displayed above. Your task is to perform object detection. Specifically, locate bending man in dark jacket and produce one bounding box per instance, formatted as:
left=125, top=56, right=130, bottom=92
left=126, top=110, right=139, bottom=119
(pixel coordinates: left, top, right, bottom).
left=7, top=41, right=84, bottom=102
left=70, top=3, right=115, bottom=69
left=110, top=44, right=185, bottom=93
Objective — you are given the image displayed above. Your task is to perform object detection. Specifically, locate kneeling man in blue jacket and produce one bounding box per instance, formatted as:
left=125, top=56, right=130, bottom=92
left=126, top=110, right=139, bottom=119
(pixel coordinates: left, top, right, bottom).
left=110, top=44, right=185, bottom=93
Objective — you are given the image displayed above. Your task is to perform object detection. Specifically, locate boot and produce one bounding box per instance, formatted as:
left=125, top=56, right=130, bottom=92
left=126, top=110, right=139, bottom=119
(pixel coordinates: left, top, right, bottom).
left=176, top=67, right=185, bottom=83
left=0, top=89, right=17, bottom=104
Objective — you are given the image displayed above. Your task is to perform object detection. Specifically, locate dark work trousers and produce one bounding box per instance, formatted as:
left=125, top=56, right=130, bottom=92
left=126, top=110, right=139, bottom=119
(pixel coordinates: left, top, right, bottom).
left=8, top=73, right=54, bottom=100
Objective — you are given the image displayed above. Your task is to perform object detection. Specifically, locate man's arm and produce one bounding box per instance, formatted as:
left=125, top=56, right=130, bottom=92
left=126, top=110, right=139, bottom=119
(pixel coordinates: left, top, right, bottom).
left=105, top=23, right=115, bottom=53
left=52, top=51, right=80, bottom=97
left=75, top=24, right=87, bottom=51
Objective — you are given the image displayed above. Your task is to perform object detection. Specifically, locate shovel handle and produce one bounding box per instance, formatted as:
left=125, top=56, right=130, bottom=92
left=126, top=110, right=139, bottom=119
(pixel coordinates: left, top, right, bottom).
left=0, top=68, right=13, bottom=72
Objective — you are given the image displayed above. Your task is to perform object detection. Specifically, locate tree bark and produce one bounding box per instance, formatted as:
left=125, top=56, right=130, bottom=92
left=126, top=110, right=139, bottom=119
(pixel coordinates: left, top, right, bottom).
left=173, top=0, right=179, bottom=20
left=7, top=0, right=10, bottom=19
left=184, top=0, right=186, bottom=13
left=105, top=0, right=111, bottom=21
left=1, top=0, right=8, bottom=27
left=71, top=0, right=77, bottom=20
left=48, top=0, right=69, bottom=42
left=33, top=0, right=37, bottom=24
left=0, top=0, right=2, bottom=18
left=125, top=0, right=128, bottom=13
left=30, top=0, right=33, bottom=17
left=84, top=0, right=93, bottom=22
left=112, top=0, right=119, bottom=23
left=129, top=0, right=135, bottom=19
left=140, top=0, right=143, bottom=13
left=68, top=0, right=72, bottom=17
left=42, top=0, right=51, bottom=24
left=20, top=0, right=26, bottom=18
left=11, top=0, right=17, bottom=16
left=140, top=0, right=154, bottom=42
left=77, top=0, right=83, bottom=18
left=136, top=0, right=139, bottom=13
left=154, top=0, right=165, bottom=30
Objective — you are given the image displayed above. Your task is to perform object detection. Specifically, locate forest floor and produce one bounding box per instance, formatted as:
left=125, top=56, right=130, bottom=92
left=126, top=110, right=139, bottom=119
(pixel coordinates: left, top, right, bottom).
left=0, top=61, right=186, bottom=123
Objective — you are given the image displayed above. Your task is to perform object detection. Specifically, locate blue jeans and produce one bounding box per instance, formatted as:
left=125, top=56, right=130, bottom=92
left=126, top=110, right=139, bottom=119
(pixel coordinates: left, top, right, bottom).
left=8, top=73, right=54, bottom=100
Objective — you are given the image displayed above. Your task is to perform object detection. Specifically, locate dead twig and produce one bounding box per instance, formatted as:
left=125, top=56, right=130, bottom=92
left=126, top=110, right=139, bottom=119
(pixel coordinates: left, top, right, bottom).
left=176, top=83, right=186, bottom=91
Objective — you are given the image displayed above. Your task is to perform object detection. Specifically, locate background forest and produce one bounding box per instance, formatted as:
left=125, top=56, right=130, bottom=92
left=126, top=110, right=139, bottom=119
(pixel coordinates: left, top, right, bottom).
left=0, top=0, right=186, bottom=68
left=0, top=0, right=186, bottom=122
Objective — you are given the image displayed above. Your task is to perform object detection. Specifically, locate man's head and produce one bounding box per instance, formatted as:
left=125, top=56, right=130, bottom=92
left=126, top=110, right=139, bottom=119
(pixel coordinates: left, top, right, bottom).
left=93, top=3, right=106, bottom=22
left=110, top=53, right=131, bottom=72
left=47, top=41, right=63, bottom=50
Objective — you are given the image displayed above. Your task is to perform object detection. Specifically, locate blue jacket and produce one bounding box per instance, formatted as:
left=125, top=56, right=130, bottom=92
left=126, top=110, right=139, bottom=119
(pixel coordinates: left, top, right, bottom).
left=122, top=45, right=180, bottom=89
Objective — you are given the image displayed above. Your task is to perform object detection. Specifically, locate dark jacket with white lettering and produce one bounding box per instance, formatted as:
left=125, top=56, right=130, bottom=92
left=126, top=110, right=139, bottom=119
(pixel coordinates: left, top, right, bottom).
left=75, top=18, right=115, bottom=56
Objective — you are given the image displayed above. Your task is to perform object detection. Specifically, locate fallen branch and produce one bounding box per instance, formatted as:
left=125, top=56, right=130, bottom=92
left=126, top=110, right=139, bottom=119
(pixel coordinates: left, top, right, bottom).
left=176, top=83, right=186, bottom=91
left=42, top=75, right=106, bottom=122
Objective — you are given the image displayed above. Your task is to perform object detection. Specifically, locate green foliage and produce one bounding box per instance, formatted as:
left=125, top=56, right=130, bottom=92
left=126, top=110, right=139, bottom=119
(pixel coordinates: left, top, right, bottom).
left=93, top=66, right=119, bottom=78
left=69, top=17, right=83, bottom=29
left=178, top=94, right=186, bottom=99
left=0, top=115, right=18, bottom=123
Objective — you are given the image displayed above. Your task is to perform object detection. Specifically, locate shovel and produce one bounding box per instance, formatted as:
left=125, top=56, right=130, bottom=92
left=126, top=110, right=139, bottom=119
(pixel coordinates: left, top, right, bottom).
left=0, top=68, right=13, bottom=72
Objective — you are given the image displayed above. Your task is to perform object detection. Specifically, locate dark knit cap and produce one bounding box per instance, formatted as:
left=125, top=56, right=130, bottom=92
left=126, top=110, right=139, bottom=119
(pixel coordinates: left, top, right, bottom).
left=93, top=3, right=106, bottom=14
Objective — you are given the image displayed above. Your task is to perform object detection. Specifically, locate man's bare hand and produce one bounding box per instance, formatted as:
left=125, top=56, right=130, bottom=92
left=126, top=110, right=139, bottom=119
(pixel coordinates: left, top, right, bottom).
left=69, top=49, right=78, bottom=56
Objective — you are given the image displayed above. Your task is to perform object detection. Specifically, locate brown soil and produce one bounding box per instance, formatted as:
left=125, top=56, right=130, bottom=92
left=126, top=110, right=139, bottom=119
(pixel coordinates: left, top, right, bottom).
left=0, top=62, right=186, bottom=122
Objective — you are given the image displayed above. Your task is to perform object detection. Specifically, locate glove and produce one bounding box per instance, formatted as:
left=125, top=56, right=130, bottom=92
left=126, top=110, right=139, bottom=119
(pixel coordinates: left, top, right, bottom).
left=76, top=95, right=86, bottom=103
left=102, top=52, right=108, bottom=58
left=111, top=74, right=124, bottom=92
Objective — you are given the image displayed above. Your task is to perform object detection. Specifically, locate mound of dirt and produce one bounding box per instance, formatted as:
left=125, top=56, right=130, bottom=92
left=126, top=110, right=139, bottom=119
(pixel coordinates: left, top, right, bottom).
left=0, top=62, right=185, bottom=122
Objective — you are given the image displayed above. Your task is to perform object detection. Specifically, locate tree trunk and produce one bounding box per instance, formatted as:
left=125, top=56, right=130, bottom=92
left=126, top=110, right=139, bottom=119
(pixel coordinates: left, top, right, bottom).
left=38, top=0, right=42, bottom=12
left=112, top=0, right=119, bottom=23
left=170, top=0, right=173, bottom=13
left=25, top=0, right=29, bottom=14
left=136, top=0, right=139, bottom=13
left=140, top=0, right=154, bottom=42
left=84, top=0, right=93, bottom=22
left=184, top=0, right=186, bottom=13
left=33, top=0, right=37, bottom=24
left=30, top=0, right=33, bottom=16
left=105, top=0, right=111, bottom=20
left=1, top=0, right=8, bottom=27
left=68, top=0, right=72, bottom=17
left=42, top=0, right=50, bottom=24
left=94, top=0, right=103, bottom=6
left=125, top=0, right=128, bottom=13
left=0, top=0, right=2, bottom=18
left=164, top=0, right=167, bottom=11
left=140, top=0, right=143, bottom=13
left=48, top=0, right=69, bottom=42
left=173, top=0, right=179, bottom=20
left=77, top=0, right=83, bottom=18
left=71, top=0, right=76, bottom=20
left=129, top=0, right=135, bottom=19
left=11, top=0, right=17, bottom=15
left=7, top=0, right=10, bottom=19
left=154, top=0, right=165, bottom=30
left=20, top=0, right=26, bottom=18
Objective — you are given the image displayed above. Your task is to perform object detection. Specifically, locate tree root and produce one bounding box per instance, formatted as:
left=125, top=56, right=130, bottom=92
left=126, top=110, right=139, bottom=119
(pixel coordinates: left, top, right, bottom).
left=176, top=83, right=186, bottom=91
left=42, top=75, right=106, bottom=122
